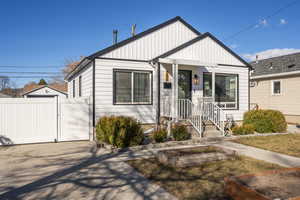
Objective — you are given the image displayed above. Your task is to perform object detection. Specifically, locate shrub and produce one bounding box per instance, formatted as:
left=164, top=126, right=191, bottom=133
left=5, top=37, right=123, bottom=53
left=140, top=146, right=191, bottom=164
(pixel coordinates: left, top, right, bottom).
left=96, top=116, right=144, bottom=148
left=172, top=124, right=191, bottom=141
left=151, top=128, right=167, bottom=143
left=232, top=124, right=255, bottom=135
left=243, top=109, right=287, bottom=133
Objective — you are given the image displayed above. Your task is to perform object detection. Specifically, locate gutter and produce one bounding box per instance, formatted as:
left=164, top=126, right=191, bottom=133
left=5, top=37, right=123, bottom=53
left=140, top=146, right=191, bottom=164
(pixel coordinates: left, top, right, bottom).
left=251, top=70, right=300, bottom=80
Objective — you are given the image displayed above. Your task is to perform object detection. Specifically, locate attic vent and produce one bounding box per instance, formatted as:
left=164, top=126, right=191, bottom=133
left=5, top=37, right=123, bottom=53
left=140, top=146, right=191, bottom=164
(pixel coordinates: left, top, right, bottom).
left=288, top=64, right=295, bottom=68
left=269, top=62, right=273, bottom=70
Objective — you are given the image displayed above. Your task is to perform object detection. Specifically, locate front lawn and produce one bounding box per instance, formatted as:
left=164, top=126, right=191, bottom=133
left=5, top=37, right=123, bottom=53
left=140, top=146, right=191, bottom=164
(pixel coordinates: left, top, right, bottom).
left=234, top=134, right=300, bottom=157
left=127, top=156, right=283, bottom=200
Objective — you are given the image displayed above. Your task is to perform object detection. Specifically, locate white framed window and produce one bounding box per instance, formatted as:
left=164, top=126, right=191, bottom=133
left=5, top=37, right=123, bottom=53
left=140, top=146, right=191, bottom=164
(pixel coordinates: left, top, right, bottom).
left=113, top=69, right=152, bottom=105
left=271, top=80, right=282, bottom=95
left=79, top=76, right=82, bottom=97
left=72, top=80, right=75, bottom=98
left=203, top=72, right=239, bottom=109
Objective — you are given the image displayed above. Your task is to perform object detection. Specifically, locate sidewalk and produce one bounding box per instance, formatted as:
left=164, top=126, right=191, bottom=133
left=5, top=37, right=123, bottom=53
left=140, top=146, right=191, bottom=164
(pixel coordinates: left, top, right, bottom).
left=215, top=141, right=300, bottom=167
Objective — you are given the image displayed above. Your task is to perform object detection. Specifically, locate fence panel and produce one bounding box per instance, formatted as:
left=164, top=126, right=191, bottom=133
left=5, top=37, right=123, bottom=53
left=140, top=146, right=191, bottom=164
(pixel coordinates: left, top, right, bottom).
left=0, top=98, right=57, bottom=145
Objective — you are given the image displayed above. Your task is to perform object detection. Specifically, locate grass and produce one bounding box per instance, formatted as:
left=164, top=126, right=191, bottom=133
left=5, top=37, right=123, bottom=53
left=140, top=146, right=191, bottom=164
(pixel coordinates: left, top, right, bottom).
left=127, top=156, right=283, bottom=200
left=234, top=134, right=300, bottom=157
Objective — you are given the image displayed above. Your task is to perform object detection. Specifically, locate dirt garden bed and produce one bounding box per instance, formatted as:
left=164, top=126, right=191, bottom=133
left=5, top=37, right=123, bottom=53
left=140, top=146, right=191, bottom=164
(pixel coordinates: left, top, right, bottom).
left=225, top=168, right=300, bottom=200
left=127, top=148, right=283, bottom=199
left=156, top=146, right=236, bottom=167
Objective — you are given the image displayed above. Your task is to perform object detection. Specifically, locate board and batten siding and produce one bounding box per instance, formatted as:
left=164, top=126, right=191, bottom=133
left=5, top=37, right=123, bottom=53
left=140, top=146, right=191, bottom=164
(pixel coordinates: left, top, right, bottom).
left=167, top=37, right=245, bottom=66
left=101, top=21, right=198, bottom=60
left=94, top=59, right=157, bottom=123
left=68, top=62, right=93, bottom=99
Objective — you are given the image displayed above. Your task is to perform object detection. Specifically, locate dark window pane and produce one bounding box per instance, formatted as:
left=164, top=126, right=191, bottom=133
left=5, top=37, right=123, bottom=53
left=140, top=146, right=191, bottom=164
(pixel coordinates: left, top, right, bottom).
left=273, top=81, right=281, bottom=94
left=79, top=76, right=82, bottom=97
left=203, top=73, right=212, bottom=97
left=73, top=80, right=75, bottom=98
left=215, top=74, right=237, bottom=103
left=134, top=72, right=150, bottom=103
left=115, top=72, right=132, bottom=103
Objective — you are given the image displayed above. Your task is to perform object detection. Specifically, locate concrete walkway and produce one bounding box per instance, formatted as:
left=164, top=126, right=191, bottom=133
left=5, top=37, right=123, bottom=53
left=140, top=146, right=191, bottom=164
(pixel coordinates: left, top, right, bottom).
left=0, top=142, right=176, bottom=200
left=216, top=141, right=300, bottom=167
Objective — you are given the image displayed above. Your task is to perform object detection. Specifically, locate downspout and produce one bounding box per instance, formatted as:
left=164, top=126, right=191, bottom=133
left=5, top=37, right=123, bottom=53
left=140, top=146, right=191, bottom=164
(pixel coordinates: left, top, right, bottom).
left=149, top=60, right=161, bottom=127
left=92, top=59, right=96, bottom=128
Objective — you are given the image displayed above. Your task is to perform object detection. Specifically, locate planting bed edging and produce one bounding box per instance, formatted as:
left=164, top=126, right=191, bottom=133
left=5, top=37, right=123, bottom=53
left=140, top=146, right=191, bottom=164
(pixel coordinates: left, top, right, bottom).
left=225, top=168, right=300, bottom=200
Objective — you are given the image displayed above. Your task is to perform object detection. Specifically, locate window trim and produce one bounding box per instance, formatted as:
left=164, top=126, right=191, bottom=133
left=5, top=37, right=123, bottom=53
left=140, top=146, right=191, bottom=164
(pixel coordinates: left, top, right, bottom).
left=113, top=69, right=153, bottom=105
left=271, top=80, right=282, bottom=96
left=72, top=79, right=75, bottom=98
left=202, top=72, right=239, bottom=110
left=79, top=76, right=82, bottom=97
left=215, top=73, right=239, bottom=110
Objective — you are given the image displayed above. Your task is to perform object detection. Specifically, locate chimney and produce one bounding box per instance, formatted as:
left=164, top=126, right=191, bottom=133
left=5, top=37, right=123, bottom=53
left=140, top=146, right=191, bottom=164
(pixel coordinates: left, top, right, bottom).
left=113, top=29, right=118, bottom=44
left=255, top=55, right=259, bottom=64
left=131, top=24, right=136, bottom=36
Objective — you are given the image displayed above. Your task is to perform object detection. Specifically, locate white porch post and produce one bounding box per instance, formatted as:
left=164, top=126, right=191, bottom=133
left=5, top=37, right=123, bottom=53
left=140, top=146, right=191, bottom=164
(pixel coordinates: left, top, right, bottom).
left=171, top=63, right=178, bottom=122
left=212, top=71, right=215, bottom=102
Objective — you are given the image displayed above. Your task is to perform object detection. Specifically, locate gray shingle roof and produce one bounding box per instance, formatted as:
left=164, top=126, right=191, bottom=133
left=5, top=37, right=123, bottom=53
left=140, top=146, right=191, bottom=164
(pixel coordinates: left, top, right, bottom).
left=251, top=52, right=300, bottom=77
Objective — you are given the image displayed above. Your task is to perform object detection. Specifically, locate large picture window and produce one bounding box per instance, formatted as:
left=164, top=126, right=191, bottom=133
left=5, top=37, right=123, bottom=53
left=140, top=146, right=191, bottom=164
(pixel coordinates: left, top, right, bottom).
left=202, top=73, right=238, bottom=109
left=113, top=70, right=152, bottom=104
left=215, top=74, right=238, bottom=109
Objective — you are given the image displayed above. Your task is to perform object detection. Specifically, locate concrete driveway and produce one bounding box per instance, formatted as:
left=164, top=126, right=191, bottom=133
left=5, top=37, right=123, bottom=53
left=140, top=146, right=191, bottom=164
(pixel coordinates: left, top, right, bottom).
left=0, top=142, right=175, bottom=200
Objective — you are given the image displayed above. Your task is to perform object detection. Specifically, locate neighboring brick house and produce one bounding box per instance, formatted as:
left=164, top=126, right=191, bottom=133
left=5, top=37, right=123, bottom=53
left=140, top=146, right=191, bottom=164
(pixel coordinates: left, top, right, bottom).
left=250, top=52, right=300, bottom=124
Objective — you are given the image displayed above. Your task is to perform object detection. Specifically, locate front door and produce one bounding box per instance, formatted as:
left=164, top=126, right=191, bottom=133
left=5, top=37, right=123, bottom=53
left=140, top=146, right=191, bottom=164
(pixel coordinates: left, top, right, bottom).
left=178, top=70, right=192, bottom=100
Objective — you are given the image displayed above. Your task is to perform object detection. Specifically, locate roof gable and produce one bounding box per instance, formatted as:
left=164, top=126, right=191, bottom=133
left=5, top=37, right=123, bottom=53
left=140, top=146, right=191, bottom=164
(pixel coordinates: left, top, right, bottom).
left=22, top=85, right=67, bottom=96
left=157, top=32, right=250, bottom=67
left=89, top=16, right=200, bottom=61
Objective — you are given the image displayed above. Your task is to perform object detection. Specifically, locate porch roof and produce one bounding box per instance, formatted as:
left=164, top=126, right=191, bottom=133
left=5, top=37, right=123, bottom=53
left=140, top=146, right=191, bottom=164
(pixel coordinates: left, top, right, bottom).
left=158, top=58, right=218, bottom=67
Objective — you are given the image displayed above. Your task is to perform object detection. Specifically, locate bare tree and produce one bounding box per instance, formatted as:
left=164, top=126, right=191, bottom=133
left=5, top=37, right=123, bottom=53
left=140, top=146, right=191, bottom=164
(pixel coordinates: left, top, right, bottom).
left=62, top=56, right=84, bottom=77
left=0, top=76, right=11, bottom=91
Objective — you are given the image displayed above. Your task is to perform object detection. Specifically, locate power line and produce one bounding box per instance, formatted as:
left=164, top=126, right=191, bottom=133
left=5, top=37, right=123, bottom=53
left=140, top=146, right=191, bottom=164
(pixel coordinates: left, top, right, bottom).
left=0, top=72, right=62, bottom=74
left=1, top=76, right=64, bottom=78
left=224, top=0, right=299, bottom=41
left=0, top=65, right=63, bottom=68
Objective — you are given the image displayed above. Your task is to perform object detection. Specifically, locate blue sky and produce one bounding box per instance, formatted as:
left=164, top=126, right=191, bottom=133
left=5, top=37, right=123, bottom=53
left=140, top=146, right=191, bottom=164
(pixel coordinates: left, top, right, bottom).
left=0, top=0, right=300, bottom=87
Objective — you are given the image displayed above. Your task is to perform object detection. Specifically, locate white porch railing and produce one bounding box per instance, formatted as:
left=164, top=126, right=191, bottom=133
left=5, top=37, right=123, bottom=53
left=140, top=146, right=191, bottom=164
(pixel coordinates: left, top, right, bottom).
left=178, top=99, right=202, bottom=137
left=202, top=102, right=225, bottom=136
left=161, top=97, right=226, bottom=137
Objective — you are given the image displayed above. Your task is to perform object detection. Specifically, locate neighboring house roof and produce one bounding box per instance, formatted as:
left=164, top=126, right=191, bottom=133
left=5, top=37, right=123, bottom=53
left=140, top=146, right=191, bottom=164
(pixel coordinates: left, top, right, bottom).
left=0, top=92, right=11, bottom=98
left=251, top=52, right=300, bottom=78
left=22, top=85, right=68, bottom=96
left=65, top=16, right=250, bottom=80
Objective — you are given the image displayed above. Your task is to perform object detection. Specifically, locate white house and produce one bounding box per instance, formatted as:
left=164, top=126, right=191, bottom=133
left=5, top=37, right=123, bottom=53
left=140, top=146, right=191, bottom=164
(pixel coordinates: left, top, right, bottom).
left=23, top=85, right=68, bottom=98
left=65, top=16, right=251, bottom=136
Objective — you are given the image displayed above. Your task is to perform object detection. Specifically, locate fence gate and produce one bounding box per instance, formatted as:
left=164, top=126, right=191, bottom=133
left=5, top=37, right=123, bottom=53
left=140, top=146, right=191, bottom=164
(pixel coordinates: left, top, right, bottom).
left=58, top=98, right=91, bottom=142
left=0, top=97, right=92, bottom=145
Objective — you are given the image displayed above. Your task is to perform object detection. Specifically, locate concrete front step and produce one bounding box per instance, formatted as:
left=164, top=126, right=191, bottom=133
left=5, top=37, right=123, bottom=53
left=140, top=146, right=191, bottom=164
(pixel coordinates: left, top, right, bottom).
left=203, top=130, right=223, bottom=138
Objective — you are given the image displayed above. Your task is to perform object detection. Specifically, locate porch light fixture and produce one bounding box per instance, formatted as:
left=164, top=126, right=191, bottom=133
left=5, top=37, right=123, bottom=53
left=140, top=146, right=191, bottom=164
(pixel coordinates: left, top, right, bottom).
left=193, top=74, right=199, bottom=85
left=164, top=71, right=170, bottom=82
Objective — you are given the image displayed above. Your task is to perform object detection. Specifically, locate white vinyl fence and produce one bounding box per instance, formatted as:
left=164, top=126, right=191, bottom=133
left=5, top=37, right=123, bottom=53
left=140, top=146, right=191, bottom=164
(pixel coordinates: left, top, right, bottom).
left=0, top=97, right=92, bottom=145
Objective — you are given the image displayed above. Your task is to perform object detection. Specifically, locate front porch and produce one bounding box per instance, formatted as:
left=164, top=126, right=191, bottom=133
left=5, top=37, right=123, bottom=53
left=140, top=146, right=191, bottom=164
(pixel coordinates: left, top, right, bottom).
left=157, top=58, right=240, bottom=137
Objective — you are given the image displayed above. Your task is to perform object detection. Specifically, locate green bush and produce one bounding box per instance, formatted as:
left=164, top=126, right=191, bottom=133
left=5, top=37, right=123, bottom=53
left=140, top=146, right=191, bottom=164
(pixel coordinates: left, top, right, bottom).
left=232, top=124, right=255, bottom=135
left=96, top=116, right=144, bottom=148
left=172, top=124, right=191, bottom=141
left=151, top=128, right=167, bottom=143
left=243, top=109, right=287, bottom=133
